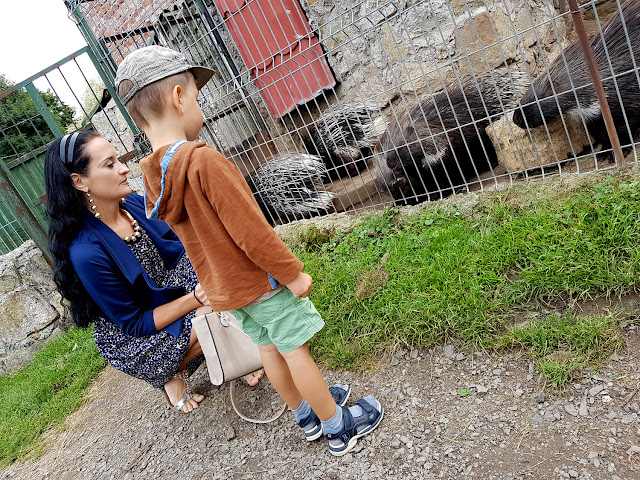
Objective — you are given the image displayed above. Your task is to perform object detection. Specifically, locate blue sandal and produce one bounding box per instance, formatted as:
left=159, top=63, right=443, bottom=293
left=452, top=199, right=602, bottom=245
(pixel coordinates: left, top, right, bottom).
left=297, top=384, right=351, bottom=441
left=325, top=398, right=384, bottom=456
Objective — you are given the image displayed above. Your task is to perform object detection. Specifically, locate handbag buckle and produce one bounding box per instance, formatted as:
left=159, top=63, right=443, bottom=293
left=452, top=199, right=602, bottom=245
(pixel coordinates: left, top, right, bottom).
left=218, top=312, right=230, bottom=327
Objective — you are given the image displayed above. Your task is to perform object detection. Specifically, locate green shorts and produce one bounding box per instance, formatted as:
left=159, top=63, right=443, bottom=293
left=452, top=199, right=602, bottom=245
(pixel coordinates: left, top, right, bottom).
left=231, top=288, right=325, bottom=354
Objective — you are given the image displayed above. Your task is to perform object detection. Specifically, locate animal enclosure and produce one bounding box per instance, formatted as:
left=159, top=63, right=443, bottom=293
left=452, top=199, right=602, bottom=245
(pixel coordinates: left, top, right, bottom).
left=63, top=0, right=640, bottom=225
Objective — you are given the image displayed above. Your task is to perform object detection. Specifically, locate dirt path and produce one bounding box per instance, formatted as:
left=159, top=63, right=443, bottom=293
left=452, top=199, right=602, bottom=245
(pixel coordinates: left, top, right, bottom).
left=2, top=318, right=639, bottom=480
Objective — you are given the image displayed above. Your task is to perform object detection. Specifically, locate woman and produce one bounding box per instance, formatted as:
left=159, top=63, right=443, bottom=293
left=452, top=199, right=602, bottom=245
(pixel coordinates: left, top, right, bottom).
left=44, top=130, right=261, bottom=413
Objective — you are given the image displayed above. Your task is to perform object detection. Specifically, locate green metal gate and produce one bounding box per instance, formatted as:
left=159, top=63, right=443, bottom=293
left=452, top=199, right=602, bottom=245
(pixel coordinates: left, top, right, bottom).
left=0, top=46, right=139, bottom=259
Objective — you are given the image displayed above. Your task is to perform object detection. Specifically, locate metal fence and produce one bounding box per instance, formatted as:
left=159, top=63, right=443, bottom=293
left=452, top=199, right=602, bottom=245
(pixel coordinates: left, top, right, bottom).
left=0, top=46, right=140, bottom=256
left=58, top=0, right=640, bottom=226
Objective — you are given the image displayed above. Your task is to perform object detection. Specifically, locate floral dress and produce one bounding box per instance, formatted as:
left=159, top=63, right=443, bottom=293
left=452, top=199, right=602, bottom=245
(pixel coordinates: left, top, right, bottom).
left=93, top=225, right=203, bottom=389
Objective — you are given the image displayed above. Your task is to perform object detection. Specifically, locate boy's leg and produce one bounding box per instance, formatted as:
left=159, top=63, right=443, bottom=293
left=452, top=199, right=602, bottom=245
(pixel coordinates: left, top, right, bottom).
left=257, top=343, right=303, bottom=409
left=281, top=343, right=336, bottom=421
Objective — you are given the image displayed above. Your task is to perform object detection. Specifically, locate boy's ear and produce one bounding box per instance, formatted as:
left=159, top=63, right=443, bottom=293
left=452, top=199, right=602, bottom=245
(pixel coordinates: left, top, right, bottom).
left=70, top=173, right=88, bottom=193
left=171, top=84, right=184, bottom=114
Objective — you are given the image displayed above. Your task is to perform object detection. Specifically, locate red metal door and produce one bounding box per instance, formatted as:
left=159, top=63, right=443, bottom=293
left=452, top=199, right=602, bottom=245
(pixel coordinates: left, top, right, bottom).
left=213, top=0, right=336, bottom=117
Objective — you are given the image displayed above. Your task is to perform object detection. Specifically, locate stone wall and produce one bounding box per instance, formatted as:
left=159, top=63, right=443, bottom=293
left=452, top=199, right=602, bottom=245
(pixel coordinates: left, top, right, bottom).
left=0, top=241, right=68, bottom=374
left=301, top=0, right=566, bottom=105
left=90, top=101, right=137, bottom=159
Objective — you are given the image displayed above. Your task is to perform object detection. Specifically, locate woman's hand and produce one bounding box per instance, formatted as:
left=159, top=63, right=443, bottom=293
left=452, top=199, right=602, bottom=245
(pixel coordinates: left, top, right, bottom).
left=193, top=283, right=210, bottom=306
left=153, top=282, right=211, bottom=331
left=286, top=272, right=313, bottom=298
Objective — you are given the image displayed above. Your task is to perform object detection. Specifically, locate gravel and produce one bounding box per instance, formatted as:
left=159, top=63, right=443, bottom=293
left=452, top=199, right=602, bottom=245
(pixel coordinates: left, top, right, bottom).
left=1, top=324, right=639, bottom=480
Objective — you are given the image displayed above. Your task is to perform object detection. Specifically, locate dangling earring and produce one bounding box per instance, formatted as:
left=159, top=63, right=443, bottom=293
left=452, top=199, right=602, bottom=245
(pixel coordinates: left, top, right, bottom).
left=120, top=197, right=126, bottom=204
left=87, top=192, right=101, bottom=219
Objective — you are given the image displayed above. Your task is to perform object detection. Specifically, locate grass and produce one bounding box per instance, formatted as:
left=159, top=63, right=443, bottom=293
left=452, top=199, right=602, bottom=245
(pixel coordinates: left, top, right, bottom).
left=498, top=313, right=623, bottom=387
left=296, top=176, right=639, bottom=383
left=2, top=175, right=640, bottom=467
left=0, top=325, right=105, bottom=467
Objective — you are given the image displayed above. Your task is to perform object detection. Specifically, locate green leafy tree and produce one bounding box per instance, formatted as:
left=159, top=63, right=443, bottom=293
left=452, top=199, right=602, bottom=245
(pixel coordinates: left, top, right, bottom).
left=0, top=75, right=75, bottom=163
left=80, top=78, right=105, bottom=115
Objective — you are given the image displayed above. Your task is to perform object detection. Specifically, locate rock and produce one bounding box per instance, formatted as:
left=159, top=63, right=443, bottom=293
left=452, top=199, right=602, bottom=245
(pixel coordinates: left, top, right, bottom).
left=443, top=345, right=455, bottom=358
left=565, top=404, right=579, bottom=417
left=628, top=445, right=640, bottom=455
left=568, top=470, right=579, bottom=478
left=589, top=385, right=605, bottom=396
left=225, top=427, right=236, bottom=441
left=485, top=112, right=593, bottom=173
left=0, top=241, right=66, bottom=374
left=579, top=396, right=588, bottom=416
left=621, top=414, right=636, bottom=424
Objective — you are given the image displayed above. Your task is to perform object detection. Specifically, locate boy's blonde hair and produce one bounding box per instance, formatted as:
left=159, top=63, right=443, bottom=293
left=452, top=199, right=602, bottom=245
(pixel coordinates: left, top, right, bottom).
left=119, top=71, right=194, bottom=129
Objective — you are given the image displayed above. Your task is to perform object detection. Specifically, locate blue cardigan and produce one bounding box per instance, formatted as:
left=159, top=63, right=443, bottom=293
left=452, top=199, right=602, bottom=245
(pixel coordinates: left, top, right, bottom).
left=70, top=193, right=187, bottom=338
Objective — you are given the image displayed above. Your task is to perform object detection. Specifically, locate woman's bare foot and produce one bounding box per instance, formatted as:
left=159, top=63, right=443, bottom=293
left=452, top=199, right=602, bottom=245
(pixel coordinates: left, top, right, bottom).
left=163, top=375, right=204, bottom=413
left=244, top=369, right=264, bottom=387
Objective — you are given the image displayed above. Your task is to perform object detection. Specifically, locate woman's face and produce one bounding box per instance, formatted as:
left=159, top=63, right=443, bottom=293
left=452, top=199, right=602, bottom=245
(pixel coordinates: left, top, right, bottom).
left=77, top=136, right=131, bottom=203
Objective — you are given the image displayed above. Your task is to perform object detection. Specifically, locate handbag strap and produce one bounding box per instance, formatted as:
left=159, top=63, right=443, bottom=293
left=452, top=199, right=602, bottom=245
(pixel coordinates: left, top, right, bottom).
left=214, top=312, right=288, bottom=423
left=229, top=380, right=288, bottom=424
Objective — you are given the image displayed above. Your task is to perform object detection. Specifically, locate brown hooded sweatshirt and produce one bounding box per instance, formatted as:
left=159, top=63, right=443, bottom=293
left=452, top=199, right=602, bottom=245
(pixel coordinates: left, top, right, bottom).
left=139, top=141, right=303, bottom=311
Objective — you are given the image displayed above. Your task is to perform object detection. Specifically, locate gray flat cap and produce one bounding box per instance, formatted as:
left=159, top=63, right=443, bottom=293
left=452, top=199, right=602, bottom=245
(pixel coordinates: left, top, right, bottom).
left=115, top=45, right=215, bottom=105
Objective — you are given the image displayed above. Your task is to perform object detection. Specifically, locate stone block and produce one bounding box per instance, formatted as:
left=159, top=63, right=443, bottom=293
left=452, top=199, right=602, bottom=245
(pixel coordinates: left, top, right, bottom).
left=0, top=241, right=65, bottom=374
left=0, top=289, right=59, bottom=344
left=485, top=112, right=593, bottom=173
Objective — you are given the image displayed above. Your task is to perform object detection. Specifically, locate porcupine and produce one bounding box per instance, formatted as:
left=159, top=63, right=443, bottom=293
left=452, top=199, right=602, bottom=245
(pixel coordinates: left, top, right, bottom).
left=302, top=99, right=387, bottom=179
left=374, top=72, right=526, bottom=205
left=512, top=0, right=640, bottom=161
left=244, top=154, right=337, bottom=226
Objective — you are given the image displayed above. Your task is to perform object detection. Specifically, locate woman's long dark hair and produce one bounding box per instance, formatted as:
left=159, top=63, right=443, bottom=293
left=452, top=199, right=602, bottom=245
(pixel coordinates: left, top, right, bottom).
left=45, top=130, right=102, bottom=327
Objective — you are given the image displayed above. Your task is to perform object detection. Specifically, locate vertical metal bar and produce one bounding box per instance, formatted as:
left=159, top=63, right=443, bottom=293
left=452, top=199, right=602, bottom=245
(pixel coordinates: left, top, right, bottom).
left=567, top=0, right=625, bottom=165
left=67, top=2, right=118, bottom=82
left=0, top=161, right=51, bottom=264
left=23, top=83, right=65, bottom=138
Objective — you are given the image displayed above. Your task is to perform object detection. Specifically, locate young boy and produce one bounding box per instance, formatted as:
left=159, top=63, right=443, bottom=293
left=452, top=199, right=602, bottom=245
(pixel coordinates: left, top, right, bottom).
left=115, top=46, right=383, bottom=455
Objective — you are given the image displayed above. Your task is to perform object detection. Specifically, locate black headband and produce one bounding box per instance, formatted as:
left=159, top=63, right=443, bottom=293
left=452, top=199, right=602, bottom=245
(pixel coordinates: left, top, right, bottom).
left=59, top=132, right=80, bottom=168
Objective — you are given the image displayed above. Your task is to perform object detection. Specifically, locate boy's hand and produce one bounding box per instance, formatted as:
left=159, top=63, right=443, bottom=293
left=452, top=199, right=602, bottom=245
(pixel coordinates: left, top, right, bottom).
left=286, top=272, right=313, bottom=298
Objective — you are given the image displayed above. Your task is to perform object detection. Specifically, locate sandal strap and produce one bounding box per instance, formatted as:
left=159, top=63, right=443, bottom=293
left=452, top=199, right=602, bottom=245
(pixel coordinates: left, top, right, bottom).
left=326, top=406, right=355, bottom=443
left=356, top=399, right=374, bottom=414
left=328, top=401, right=380, bottom=443
left=172, top=393, right=193, bottom=411
left=170, top=370, right=193, bottom=411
